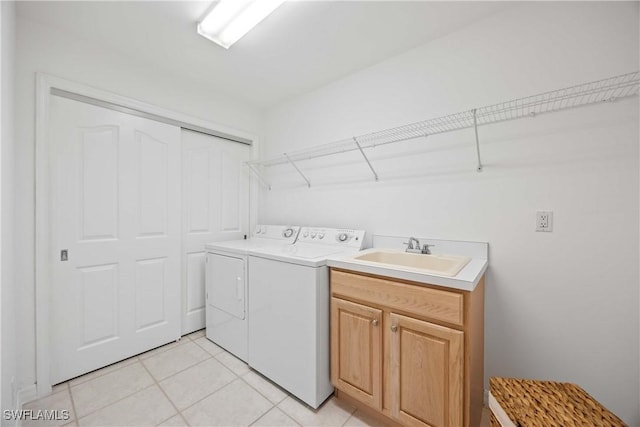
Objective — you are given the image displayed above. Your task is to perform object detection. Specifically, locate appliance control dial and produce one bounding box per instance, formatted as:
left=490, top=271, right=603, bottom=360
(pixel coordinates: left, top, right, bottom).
left=303, top=230, right=309, bottom=237
left=310, top=232, right=317, bottom=238
left=318, top=232, right=325, bottom=239
left=283, top=228, right=294, bottom=238
left=338, top=232, right=349, bottom=242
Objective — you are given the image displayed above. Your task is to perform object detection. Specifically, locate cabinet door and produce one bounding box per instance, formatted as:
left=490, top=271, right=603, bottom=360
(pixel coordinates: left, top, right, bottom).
left=331, top=298, right=383, bottom=410
left=390, top=313, right=464, bottom=427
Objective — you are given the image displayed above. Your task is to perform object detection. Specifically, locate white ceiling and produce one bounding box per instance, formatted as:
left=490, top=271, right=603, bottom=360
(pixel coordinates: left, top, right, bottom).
left=17, top=1, right=507, bottom=109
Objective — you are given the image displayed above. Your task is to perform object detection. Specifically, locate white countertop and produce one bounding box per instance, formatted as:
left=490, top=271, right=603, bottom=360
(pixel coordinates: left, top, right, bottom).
left=326, top=236, right=488, bottom=292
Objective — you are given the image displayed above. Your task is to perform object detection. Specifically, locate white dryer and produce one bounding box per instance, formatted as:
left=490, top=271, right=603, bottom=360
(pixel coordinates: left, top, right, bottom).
left=205, top=224, right=300, bottom=362
left=248, top=227, right=365, bottom=408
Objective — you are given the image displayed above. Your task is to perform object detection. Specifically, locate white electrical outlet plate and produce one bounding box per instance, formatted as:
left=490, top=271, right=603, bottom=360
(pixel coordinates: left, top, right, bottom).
left=536, top=211, right=553, bottom=232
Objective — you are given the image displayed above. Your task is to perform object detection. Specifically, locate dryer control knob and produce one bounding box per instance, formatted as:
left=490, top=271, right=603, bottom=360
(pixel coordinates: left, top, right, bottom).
left=318, top=233, right=325, bottom=239
left=310, top=232, right=317, bottom=238
left=283, top=228, right=294, bottom=238
left=338, top=233, right=349, bottom=242
left=303, top=231, right=309, bottom=237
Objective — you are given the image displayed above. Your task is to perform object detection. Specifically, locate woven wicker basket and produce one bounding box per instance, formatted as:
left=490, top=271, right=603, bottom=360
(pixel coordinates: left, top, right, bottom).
left=489, top=377, right=627, bottom=427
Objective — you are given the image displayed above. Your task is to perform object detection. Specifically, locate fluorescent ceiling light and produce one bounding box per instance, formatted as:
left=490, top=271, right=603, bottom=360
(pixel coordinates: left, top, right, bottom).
left=197, top=0, right=286, bottom=49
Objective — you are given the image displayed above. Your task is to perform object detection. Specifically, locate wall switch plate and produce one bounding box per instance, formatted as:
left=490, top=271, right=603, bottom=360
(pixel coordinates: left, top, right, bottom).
left=536, top=211, right=553, bottom=232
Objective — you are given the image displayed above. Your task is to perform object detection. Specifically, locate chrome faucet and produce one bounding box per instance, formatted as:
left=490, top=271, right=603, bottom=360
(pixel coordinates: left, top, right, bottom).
left=404, top=237, right=434, bottom=254
left=405, top=237, right=422, bottom=254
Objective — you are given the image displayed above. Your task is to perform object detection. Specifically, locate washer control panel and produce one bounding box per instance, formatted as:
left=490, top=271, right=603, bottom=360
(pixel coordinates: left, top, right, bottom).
left=297, top=227, right=365, bottom=249
left=253, top=224, right=301, bottom=242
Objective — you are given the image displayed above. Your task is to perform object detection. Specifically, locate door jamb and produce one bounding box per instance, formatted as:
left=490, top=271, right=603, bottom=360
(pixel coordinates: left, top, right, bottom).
left=35, top=73, right=259, bottom=396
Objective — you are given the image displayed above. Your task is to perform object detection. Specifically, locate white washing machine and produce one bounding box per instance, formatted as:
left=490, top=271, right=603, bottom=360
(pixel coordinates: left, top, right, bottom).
left=205, top=224, right=300, bottom=362
left=248, top=227, right=365, bottom=408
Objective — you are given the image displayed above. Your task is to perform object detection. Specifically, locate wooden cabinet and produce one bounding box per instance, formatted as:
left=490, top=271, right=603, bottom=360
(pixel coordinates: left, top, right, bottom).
left=331, top=298, right=383, bottom=410
left=330, top=270, right=484, bottom=427
left=390, top=313, right=463, bottom=427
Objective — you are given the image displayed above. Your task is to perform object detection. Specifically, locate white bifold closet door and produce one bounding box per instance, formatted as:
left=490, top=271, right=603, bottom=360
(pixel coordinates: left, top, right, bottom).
left=48, top=96, right=182, bottom=384
left=181, top=129, right=250, bottom=334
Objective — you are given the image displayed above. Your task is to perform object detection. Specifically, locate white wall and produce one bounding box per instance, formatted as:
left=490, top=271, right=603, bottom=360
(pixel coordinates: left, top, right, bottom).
left=261, top=2, right=640, bottom=424
left=14, top=14, right=262, bottom=394
left=1, top=0, right=17, bottom=420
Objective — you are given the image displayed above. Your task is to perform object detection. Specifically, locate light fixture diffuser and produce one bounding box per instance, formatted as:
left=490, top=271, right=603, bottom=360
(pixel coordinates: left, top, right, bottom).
left=197, top=0, right=286, bottom=49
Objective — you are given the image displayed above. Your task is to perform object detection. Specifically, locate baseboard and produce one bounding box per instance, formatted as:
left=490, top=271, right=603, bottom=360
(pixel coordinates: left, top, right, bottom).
left=3, top=383, right=34, bottom=427
left=16, top=384, right=38, bottom=406
left=5, top=384, right=38, bottom=427
left=4, top=389, right=20, bottom=427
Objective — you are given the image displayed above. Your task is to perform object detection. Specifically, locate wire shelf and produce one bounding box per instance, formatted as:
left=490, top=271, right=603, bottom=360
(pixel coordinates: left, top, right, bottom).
left=248, top=71, right=639, bottom=185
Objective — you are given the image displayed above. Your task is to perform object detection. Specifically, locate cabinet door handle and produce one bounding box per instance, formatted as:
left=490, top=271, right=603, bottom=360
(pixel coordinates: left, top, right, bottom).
left=391, top=325, right=398, bottom=332
left=371, top=319, right=378, bottom=326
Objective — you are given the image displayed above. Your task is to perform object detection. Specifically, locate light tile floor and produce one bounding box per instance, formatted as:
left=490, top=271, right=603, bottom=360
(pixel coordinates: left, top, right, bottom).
left=24, top=330, right=491, bottom=427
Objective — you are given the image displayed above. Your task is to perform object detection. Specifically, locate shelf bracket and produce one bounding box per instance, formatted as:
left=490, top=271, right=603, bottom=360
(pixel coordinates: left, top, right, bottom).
left=353, top=137, right=379, bottom=181
left=284, top=153, right=311, bottom=188
left=246, top=162, right=272, bottom=190
left=473, top=108, right=483, bottom=172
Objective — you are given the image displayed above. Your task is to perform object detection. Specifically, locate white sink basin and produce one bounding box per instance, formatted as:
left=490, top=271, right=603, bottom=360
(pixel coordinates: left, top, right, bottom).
left=352, top=250, right=471, bottom=277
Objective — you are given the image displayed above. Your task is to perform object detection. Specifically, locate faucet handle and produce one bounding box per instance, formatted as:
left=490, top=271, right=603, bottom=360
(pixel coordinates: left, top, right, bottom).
left=421, top=244, right=435, bottom=254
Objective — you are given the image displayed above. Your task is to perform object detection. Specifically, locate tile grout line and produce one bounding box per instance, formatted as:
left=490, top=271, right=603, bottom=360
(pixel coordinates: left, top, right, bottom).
left=340, top=410, right=357, bottom=427
left=211, top=351, right=251, bottom=378
left=69, top=363, right=151, bottom=423
left=191, top=336, right=226, bottom=358
left=234, top=374, right=278, bottom=427
left=64, top=334, right=354, bottom=427
left=69, top=330, right=195, bottom=388
left=246, top=403, right=277, bottom=427
left=156, top=412, right=188, bottom=427
left=56, top=331, right=363, bottom=427
left=152, top=351, right=216, bottom=383
left=146, top=345, right=253, bottom=423
left=275, top=394, right=357, bottom=427
left=249, top=405, right=302, bottom=427
left=138, top=336, right=190, bottom=361
left=139, top=340, right=214, bottom=382
left=274, top=396, right=312, bottom=426
left=177, top=376, right=243, bottom=416
left=66, top=386, right=80, bottom=425
left=69, top=332, right=192, bottom=389
left=341, top=400, right=357, bottom=427
left=238, top=371, right=290, bottom=407
left=138, top=359, right=185, bottom=427
left=74, top=382, right=157, bottom=424
left=71, top=342, right=192, bottom=422
left=67, top=356, right=139, bottom=388
left=54, top=333, right=203, bottom=425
